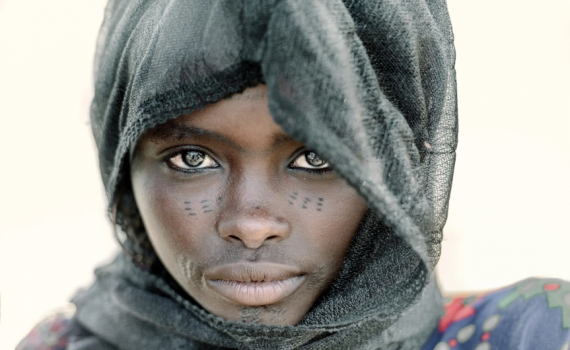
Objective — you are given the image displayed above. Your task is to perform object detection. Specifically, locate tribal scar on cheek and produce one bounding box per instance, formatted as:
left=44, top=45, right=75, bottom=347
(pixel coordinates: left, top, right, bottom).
left=185, top=195, right=325, bottom=214
left=184, top=201, right=197, bottom=216
left=288, top=193, right=325, bottom=211
left=184, top=197, right=223, bottom=216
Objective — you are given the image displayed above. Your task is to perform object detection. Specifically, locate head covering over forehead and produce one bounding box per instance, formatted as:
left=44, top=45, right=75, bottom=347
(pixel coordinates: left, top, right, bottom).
left=78, top=0, right=458, bottom=348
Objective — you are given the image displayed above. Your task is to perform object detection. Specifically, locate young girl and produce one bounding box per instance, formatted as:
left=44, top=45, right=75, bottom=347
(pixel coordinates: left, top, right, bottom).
left=18, top=0, right=570, bottom=349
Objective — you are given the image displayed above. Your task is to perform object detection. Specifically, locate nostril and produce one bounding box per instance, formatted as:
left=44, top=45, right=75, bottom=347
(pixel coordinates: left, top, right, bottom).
left=218, top=217, right=291, bottom=248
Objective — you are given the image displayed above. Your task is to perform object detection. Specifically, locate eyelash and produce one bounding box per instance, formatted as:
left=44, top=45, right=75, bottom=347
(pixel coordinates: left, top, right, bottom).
left=164, top=148, right=332, bottom=174
left=163, top=147, right=219, bottom=173
left=294, top=167, right=331, bottom=176
left=288, top=149, right=332, bottom=174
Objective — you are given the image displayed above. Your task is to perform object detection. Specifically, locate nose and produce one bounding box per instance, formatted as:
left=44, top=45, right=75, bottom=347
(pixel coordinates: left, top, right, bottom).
left=217, top=211, right=291, bottom=249
left=217, top=169, right=291, bottom=249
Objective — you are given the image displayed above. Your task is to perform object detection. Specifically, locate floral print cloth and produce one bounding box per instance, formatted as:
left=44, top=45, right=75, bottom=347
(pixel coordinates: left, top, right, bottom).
left=422, top=278, right=570, bottom=350
left=18, top=278, right=570, bottom=349
left=16, top=306, right=74, bottom=350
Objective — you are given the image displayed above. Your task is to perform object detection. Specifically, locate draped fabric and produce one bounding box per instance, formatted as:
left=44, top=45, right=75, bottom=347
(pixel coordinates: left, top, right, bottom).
left=76, top=0, right=458, bottom=348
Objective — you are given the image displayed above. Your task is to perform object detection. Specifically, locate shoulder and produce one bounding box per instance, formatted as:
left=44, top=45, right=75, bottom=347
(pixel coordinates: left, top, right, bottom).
left=422, top=278, right=570, bottom=350
left=16, top=305, right=75, bottom=350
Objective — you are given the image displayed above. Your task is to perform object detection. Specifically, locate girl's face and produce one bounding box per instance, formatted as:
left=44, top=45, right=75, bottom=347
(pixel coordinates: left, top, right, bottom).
left=131, top=85, right=368, bottom=325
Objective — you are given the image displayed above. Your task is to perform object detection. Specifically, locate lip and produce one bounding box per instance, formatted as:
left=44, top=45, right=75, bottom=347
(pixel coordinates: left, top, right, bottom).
left=205, top=262, right=305, bottom=306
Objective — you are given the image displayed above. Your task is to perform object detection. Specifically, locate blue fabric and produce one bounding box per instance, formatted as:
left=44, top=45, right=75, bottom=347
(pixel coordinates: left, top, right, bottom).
left=422, top=278, right=570, bottom=350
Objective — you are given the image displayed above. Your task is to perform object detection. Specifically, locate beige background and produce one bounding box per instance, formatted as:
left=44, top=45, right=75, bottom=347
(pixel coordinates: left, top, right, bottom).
left=1, top=0, right=569, bottom=348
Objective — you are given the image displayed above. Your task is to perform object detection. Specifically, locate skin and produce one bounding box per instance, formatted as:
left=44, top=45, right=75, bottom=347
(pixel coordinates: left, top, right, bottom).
left=130, top=84, right=368, bottom=326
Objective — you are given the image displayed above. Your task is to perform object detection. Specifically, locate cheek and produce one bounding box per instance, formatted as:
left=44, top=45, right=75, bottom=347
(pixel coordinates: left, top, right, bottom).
left=293, top=182, right=368, bottom=266
left=130, top=168, right=221, bottom=270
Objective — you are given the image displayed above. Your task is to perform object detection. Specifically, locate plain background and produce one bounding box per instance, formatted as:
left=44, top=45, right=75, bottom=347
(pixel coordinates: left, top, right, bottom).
left=0, top=0, right=569, bottom=348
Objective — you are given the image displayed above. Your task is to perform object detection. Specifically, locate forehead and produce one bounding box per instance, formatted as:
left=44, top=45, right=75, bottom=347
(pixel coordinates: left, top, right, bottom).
left=142, top=85, right=297, bottom=152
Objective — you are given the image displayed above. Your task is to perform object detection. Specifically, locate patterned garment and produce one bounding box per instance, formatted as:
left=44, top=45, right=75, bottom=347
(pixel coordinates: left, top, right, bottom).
left=18, top=278, right=570, bottom=349
left=422, top=278, right=570, bottom=350
left=16, top=306, right=74, bottom=350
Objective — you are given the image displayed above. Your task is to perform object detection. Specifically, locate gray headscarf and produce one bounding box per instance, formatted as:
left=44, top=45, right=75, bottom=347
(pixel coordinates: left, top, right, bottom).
left=71, top=0, right=458, bottom=348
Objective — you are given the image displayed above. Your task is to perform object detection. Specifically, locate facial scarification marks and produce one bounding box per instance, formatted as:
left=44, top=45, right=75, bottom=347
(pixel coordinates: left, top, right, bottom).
left=288, top=191, right=297, bottom=204
left=178, top=255, right=192, bottom=280
left=240, top=306, right=261, bottom=323
left=268, top=306, right=286, bottom=324
left=317, top=197, right=324, bottom=211
left=288, top=194, right=325, bottom=211
left=184, top=201, right=197, bottom=216
left=177, top=255, right=202, bottom=285
left=288, top=191, right=297, bottom=205
left=184, top=198, right=217, bottom=215
left=239, top=306, right=286, bottom=324
left=201, top=199, right=213, bottom=213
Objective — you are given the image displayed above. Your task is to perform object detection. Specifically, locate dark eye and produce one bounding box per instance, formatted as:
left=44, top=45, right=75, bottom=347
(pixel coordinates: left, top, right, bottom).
left=290, top=151, right=329, bottom=169
left=168, top=150, right=218, bottom=170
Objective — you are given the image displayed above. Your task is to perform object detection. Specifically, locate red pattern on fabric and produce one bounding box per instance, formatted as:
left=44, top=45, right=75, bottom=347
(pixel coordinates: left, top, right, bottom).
left=16, top=314, right=71, bottom=350
left=543, top=283, right=560, bottom=291
left=438, top=297, right=477, bottom=332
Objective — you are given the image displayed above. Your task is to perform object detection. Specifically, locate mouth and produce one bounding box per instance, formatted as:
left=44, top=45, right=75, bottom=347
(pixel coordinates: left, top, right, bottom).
left=205, top=262, right=306, bottom=306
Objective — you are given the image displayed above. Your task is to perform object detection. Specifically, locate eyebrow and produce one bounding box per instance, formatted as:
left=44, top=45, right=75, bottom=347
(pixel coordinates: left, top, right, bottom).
left=270, top=133, right=296, bottom=151
left=149, top=122, right=296, bottom=152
